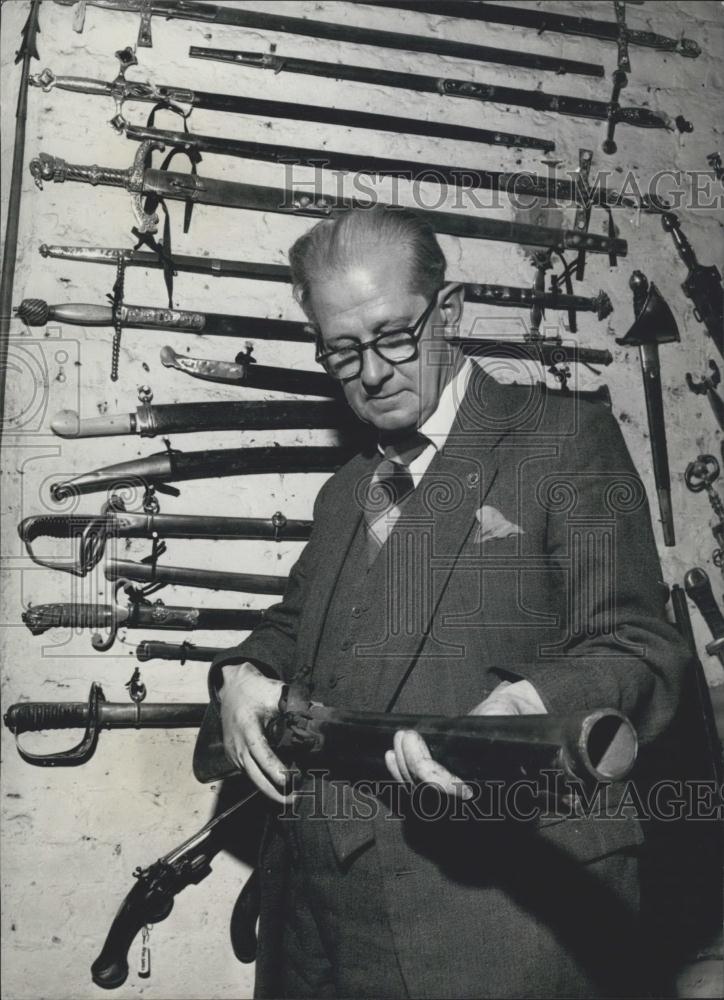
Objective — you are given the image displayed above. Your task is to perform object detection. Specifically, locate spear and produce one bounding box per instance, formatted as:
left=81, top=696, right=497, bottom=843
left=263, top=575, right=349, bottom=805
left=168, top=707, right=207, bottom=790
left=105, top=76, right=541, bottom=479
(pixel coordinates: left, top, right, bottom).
left=0, top=0, right=41, bottom=446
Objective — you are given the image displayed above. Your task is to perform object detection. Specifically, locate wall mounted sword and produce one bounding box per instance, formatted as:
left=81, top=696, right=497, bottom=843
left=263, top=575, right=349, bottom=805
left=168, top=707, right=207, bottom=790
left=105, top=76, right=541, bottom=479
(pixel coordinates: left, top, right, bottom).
left=29, top=48, right=553, bottom=153
left=189, top=45, right=678, bottom=137
left=52, top=0, right=604, bottom=76
left=37, top=245, right=615, bottom=321
left=136, top=640, right=225, bottom=663
left=104, top=559, right=288, bottom=595
left=352, top=1, right=701, bottom=58
left=122, top=120, right=668, bottom=214
left=29, top=140, right=627, bottom=257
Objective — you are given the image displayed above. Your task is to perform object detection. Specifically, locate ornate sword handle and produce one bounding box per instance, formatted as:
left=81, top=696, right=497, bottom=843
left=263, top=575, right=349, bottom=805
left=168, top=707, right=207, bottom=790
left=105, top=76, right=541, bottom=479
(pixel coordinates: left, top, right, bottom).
left=685, top=454, right=720, bottom=493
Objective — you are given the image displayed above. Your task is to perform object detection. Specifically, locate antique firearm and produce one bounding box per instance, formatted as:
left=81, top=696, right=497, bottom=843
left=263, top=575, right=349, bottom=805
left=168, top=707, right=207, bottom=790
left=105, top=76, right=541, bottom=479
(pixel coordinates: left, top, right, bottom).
left=49, top=445, right=347, bottom=501
left=684, top=454, right=724, bottom=571
left=3, top=682, right=206, bottom=766
left=136, top=640, right=224, bottom=663
left=50, top=398, right=348, bottom=438
left=684, top=568, right=724, bottom=668
left=195, top=682, right=638, bottom=785
left=91, top=796, right=259, bottom=989
left=16, top=297, right=313, bottom=342
left=0, top=0, right=41, bottom=446
left=124, top=118, right=665, bottom=213
left=105, top=559, right=288, bottom=595
left=29, top=141, right=627, bottom=257
left=616, top=272, right=678, bottom=546
left=29, top=49, right=552, bottom=153
left=18, top=501, right=311, bottom=576
left=354, top=1, right=701, bottom=57
left=661, top=213, right=723, bottom=360
left=37, top=245, right=615, bottom=320
left=53, top=0, right=602, bottom=76
left=189, top=45, right=675, bottom=136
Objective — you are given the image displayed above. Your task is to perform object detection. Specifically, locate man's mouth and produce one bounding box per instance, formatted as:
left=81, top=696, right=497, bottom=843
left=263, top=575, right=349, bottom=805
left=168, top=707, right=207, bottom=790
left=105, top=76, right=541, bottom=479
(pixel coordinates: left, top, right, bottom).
left=367, top=390, right=405, bottom=402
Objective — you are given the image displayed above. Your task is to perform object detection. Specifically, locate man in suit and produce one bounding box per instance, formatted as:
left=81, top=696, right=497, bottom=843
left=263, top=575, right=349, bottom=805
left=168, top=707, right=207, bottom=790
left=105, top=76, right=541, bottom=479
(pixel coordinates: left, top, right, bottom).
left=195, top=206, right=689, bottom=998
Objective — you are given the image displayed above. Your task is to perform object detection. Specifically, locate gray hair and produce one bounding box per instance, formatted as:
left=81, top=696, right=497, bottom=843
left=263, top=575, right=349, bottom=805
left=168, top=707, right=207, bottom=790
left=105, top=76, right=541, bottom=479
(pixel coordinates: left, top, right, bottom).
left=288, top=206, right=447, bottom=323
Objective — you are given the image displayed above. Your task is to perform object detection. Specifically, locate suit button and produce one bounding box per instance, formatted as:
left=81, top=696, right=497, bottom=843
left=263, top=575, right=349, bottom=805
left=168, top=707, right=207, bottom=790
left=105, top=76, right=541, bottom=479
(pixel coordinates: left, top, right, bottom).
left=340, top=638, right=352, bottom=650
left=328, top=676, right=338, bottom=688
left=351, top=605, right=364, bottom=618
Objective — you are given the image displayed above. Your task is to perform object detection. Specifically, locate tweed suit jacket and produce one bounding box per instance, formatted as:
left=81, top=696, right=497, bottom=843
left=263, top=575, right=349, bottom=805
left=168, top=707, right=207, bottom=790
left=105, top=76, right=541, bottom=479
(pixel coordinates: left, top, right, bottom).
left=194, top=365, right=690, bottom=997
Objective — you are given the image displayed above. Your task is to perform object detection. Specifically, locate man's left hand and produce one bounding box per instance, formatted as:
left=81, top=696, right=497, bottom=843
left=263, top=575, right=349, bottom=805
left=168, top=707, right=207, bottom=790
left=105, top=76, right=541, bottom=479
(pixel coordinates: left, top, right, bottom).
left=384, top=680, right=547, bottom=799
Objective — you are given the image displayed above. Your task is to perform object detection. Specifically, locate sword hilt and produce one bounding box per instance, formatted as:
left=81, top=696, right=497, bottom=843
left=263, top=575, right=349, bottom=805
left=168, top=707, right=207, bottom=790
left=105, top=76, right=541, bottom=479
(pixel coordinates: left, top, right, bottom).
left=4, top=700, right=90, bottom=734
left=684, top=568, right=724, bottom=662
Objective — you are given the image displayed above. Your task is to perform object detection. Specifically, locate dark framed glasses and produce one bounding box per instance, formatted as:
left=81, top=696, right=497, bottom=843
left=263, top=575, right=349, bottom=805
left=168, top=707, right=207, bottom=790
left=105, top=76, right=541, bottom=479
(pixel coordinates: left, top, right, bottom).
left=315, top=291, right=440, bottom=381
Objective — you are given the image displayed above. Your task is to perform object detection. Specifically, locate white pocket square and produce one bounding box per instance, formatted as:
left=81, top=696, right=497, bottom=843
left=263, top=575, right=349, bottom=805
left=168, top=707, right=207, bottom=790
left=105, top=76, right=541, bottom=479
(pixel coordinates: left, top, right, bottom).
left=474, top=505, right=524, bottom=544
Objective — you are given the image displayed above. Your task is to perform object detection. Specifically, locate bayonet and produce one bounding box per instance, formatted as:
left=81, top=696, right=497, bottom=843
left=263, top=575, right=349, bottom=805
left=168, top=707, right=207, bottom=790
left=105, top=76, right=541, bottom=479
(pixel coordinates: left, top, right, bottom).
left=661, top=213, right=723, bottom=360
left=52, top=0, right=603, bottom=76
left=104, top=558, right=288, bottom=594
left=190, top=44, right=674, bottom=135
left=29, top=141, right=628, bottom=257
left=29, top=49, right=552, bottom=153
left=684, top=568, right=724, bottom=667
left=49, top=397, right=349, bottom=438
left=49, top=445, right=348, bottom=501
left=354, top=1, right=701, bottom=58
left=4, top=682, right=206, bottom=766
left=616, top=272, right=679, bottom=546
left=37, top=245, right=615, bottom=320
left=18, top=499, right=311, bottom=576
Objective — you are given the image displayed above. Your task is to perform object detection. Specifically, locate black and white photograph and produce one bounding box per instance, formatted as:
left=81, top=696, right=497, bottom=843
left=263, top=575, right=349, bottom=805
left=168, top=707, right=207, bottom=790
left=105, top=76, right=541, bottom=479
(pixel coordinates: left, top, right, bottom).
left=1, top=1, right=722, bottom=997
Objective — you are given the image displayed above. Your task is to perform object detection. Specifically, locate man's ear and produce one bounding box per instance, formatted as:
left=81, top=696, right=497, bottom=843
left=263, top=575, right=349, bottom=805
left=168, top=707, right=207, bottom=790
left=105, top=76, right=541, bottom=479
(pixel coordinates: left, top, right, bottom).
left=436, top=282, right=465, bottom=335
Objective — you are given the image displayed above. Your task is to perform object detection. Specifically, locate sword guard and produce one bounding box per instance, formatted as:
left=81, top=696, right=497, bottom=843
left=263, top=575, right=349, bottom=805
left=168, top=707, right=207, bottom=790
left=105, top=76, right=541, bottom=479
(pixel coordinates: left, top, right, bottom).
left=685, top=454, right=720, bottom=493
left=15, top=682, right=107, bottom=768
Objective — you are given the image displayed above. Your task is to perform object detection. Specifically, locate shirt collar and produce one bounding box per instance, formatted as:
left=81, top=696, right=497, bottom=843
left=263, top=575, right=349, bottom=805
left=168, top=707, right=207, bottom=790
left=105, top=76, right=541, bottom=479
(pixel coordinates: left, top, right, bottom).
left=376, top=359, right=474, bottom=456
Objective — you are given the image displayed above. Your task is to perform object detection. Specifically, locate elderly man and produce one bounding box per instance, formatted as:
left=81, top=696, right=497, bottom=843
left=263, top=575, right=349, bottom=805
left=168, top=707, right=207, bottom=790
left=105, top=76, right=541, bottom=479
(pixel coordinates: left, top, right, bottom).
left=195, top=206, right=688, bottom=998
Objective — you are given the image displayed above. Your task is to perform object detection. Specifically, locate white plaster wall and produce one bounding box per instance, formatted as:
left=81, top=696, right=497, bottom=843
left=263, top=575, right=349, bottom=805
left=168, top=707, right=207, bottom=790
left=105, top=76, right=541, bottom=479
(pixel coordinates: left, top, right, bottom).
left=1, top=1, right=722, bottom=998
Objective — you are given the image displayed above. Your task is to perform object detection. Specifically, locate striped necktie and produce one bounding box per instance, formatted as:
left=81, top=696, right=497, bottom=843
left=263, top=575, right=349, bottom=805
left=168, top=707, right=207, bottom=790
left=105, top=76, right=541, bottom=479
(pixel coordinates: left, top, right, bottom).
left=364, top=432, right=430, bottom=564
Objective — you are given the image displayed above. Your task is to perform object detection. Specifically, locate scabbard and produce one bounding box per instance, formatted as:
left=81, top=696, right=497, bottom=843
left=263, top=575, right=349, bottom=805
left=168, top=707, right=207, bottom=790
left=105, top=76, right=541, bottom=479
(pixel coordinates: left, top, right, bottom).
left=453, top=340, right=614, bottom=369
left=50, top=445, right=348, bottom=500
left=136, top=640, right=224, bottom=662
left=50, top=400, right=347, bottom=438
left=18, top=510, right=313, bottom=544
left=105, top=559, right=288, bottom=594
left=4, top=699, right=205, bottom=735
left=684, top=568, right=724, bottom=665
left=160, top=347, right=340, bottom=397
left=22, top=601, right=264, bottom=635
left=16, top=298, right=311, bottom=342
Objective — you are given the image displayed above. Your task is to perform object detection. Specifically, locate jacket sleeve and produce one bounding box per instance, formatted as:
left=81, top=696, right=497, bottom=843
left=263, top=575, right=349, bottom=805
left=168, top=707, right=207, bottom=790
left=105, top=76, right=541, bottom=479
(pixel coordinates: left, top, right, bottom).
left=207, top=477, right=333, bottom=698
left=500, top=402, right=690, bottom=745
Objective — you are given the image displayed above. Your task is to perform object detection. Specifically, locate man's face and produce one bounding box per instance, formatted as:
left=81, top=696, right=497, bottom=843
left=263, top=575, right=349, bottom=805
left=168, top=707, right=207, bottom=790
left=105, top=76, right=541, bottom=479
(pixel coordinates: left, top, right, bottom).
left=309, top=248, right=460, bottom=435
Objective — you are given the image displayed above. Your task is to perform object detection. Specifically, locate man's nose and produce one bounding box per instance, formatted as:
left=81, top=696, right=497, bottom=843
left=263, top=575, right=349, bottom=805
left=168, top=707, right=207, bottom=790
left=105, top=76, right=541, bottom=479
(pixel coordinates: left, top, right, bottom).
left=360, top=347, right=393, bottom=390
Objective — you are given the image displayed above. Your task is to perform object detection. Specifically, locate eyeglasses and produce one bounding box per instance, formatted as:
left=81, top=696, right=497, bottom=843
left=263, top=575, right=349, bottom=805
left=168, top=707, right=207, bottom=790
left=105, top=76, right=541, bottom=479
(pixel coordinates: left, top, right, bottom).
left=314, top=292, right=440, bottom=382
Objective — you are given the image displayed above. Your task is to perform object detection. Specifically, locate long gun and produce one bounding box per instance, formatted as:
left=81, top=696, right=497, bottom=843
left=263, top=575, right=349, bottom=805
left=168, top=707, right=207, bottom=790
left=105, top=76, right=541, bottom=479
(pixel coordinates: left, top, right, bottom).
left=123, top=119, right=665, bottom=214
left=91, top=795, right=259, bottom=989
left=354, top=1, right=701, bottom=57
left=29, top=50, right=553, bottom=154
left=49, top=445, right=348, bottom=502
left=189, top=45, right=674, bottom=136
left=661, top=213, right=723, bottom=360
left=29, top=140, right=627, bottom=258
left=52, top=0, right=602, bottom=76
left=194, top=682, right=638, bottom=785
left=49, top=399, right=350, bottom=438
left=18, top=503, right=312, bottom=576
left=36, top=246, right=615, bottom=320
left=104, top=559, right=288, bottom=595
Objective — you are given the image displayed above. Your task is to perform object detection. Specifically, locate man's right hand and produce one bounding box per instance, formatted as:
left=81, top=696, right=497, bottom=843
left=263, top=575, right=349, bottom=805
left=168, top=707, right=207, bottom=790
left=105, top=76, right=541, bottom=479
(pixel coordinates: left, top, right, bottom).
left=218, top=662, right=296, bottom=804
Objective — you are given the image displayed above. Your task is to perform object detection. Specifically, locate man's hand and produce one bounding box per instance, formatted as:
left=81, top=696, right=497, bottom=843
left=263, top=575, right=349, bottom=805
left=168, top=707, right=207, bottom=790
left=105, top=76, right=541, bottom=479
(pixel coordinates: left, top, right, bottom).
left=218, top=662, right=295, bottom=804
left=384, top=680, right=547, bottom=799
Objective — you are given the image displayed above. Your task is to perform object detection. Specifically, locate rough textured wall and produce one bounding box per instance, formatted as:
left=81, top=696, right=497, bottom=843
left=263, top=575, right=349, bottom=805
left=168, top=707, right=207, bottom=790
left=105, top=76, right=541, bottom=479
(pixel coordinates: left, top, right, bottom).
left=1, top=1, right=722, bottom=998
